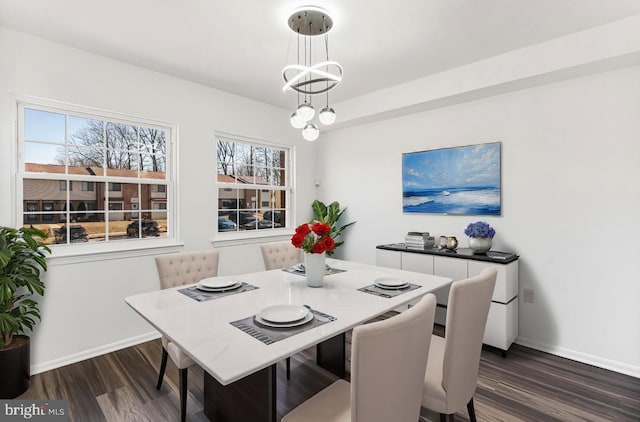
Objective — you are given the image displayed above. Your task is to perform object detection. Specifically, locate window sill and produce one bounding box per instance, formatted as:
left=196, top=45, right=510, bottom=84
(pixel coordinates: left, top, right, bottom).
left=47, top=238, right=184, bottom=266
left=211, top=229, right=294, bottom=247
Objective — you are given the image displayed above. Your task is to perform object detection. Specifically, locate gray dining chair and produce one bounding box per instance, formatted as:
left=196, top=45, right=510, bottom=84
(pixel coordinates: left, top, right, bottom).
left=259, top=240, right=301, bottom=380
left=260, top=240, right=300, bottom=270
left=421, top=267, right=497, bottom=422
left=282, top=293, right=437, bottom=422
left=154, top=249, right=220, bottom=422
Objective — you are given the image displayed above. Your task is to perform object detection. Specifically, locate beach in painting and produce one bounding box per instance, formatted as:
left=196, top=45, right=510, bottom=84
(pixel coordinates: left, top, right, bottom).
left=403, top=186, right=500, bottom=215
left=402, top=143, right=501, bottom=215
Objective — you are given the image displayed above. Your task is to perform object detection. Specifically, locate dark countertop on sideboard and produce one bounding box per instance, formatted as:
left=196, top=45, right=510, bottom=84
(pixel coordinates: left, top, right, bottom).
left=376, top=243, right=519, bottom=264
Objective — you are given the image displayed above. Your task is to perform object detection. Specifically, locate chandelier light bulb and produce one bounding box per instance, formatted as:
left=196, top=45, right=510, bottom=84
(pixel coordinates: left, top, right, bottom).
left=302, top=123, right=320, bottom=141
left=319, top=107, right=336, bottom=125
left=290, top=111, right=305, bottom=129
left=296, top=103, right=315, bottom=122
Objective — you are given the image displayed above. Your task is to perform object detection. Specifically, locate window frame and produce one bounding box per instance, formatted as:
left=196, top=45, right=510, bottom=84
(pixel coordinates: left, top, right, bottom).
left=215, top=132, right=294, bottom=241
left=14, top=95, right=179, bottom=257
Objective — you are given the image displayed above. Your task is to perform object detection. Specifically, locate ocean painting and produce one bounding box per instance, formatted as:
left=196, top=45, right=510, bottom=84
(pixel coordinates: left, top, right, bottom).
left=402, top=142, right=501, bottom=215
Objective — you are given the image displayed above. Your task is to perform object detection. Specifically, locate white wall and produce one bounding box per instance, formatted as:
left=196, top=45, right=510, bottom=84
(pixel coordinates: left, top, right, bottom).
left=0, top=26, right=318, bottom=372
left=317, top=65, right=640, bottom=377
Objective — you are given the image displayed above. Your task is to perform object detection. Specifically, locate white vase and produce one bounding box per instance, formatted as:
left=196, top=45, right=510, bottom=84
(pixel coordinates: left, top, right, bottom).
left=304, top=252, right=326, bottom=287
left=468, top=237, right=492, bottom=254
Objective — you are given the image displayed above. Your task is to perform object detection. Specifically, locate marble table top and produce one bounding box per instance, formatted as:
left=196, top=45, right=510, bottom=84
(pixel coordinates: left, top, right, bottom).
left=125, top=259, right=452, bottom=385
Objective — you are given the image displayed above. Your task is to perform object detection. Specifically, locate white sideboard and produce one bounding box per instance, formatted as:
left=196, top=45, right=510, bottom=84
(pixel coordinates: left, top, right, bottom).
left=376, top=244, right=519, bottom=356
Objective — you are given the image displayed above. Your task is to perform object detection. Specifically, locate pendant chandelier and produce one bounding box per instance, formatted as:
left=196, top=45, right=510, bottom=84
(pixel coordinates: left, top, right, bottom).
left=282, top=6, right=342, bottom=141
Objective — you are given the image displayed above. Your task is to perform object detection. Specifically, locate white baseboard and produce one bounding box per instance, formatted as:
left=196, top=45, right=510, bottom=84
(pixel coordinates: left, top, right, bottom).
left=515, top=336, right=640, bottom=379
left=30, top=331, right=161, bottom=375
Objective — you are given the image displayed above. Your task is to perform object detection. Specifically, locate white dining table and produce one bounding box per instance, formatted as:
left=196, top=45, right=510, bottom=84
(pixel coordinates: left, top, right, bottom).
left=125, top=258, right=452, bottom=421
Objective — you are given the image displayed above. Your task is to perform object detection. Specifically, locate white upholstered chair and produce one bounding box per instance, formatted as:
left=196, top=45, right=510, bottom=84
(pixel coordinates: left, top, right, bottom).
left=260, top=240, right=300, bottom=270
left=421, top=267, right=497, bottom=422
left=154, top=250, right=220, bottom=422
left=282, top=293, right=437, bottom=422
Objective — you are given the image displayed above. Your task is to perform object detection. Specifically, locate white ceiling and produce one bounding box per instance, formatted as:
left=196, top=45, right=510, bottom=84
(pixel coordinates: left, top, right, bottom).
left=2, top=0, right=640, bottom=109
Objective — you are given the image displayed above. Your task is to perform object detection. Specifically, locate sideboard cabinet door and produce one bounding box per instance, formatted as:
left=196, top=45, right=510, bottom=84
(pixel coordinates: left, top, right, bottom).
left=432, top=256, right=468, bottom=325
left=375, top=249, right=402, bottom=269
left=468, top=260, right=519, bottom=352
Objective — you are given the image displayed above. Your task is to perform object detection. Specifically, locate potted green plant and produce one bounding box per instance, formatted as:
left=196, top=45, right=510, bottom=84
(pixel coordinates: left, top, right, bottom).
left=311, top=200, right=356, bottom=256
left=0, top=226, right=50, bottom=398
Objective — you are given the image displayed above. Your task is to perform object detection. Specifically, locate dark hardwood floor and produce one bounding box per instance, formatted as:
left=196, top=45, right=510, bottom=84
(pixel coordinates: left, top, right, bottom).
left=20, top=317, right=640, bottom=421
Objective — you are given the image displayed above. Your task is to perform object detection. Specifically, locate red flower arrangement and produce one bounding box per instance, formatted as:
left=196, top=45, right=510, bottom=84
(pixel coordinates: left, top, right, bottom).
left=291, top=222, right=336, bottom=254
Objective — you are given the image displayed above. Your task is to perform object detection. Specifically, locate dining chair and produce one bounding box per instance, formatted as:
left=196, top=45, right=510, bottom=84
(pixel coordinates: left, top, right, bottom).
left=154, top=249, right=220, bottom=422
left=259, top=240, right=301, bottom=380
left=260, top=240, right=300, bottom=270
left=420, top=267, right=497, bottom=422
left=282, top=293, right=437, bottom=422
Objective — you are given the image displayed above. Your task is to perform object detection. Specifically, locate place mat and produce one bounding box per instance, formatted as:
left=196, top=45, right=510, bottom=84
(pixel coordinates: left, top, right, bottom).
left=230, top=308, right=337, bottom=345
left=282, top=266, right=347, bottom=276
left=358, top=283, right=421, bottom=298
left=178, top=282, right=258, bottom=302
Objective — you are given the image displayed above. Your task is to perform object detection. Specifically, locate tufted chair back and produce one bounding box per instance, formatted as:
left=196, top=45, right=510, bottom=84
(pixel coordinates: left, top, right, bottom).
left=155, top=250, right=220, bottom=289
left=260, top=241, right=300, bottom=270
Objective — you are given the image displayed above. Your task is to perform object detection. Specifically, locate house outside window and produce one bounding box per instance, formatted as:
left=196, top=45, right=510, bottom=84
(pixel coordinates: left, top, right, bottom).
left=17, top=97, right=175, bottom=248
left=216, top=134, right=291, bottom=234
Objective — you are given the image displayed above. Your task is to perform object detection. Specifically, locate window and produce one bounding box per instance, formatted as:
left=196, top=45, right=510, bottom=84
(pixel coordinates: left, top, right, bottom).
left=216, top=134, right=291, bottom=234
left=17, top=98, right=175, bottom=248
left=25, top=202, right=39, bottom=223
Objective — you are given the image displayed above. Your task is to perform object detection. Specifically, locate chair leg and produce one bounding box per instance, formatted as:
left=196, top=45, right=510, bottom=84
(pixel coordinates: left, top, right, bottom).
left=467, top=398, right=477, bottom=422
left=286, top=357, right=291, bottom=380
left=156, top=347, right=168, bottom=390
left=179, top=368, right=188, bottom=422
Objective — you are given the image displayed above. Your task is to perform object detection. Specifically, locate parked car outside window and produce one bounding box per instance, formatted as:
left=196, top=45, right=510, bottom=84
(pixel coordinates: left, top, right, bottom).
left=228, top=211, right=256, bottom=226
left=263, top=210, right=282, bottom=224
left=54, top=225, right=89, bottom=244
left=242, top=220, right=282, bottom=230
left=127, top=219, right=160, bottom=238
left=218, top=217, right=237, bottom=232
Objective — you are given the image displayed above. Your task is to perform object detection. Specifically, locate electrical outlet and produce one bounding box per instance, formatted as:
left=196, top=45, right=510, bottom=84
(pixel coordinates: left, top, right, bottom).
left=523, top=287, right=534, bottom=303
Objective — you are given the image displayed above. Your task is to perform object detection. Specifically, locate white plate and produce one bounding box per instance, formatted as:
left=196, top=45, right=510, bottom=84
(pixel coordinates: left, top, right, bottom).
left=199, top=278, right=239, bottom=289
left=196, top=281, right=242, bottom=292
left=374, top=282, right=410, bottom=290
left=374, top=277, right=409, bottom=288
left=257, top=305, right=309, bottom=323
left=255, top=312, right=314, bottom=328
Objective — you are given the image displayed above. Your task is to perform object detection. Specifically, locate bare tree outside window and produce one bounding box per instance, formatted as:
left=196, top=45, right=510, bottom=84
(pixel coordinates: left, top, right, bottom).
left=57, top=119, right=167, bottom=173
left=216, top=135, right=289, bottom=233
left=217, top=139, right=235, bottom=175
left=20, top=103, right=172, bottom=246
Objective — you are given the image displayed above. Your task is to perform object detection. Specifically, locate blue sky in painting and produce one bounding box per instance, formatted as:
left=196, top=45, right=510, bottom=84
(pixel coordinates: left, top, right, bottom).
left=403, top=143, right=500, bottom=191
